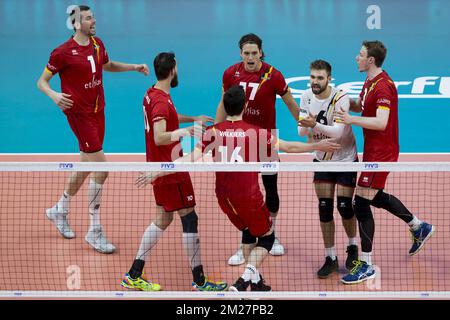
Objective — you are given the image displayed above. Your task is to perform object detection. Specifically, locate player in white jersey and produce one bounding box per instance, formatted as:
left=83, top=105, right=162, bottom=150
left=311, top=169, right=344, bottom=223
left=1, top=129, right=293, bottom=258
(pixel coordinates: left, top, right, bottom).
left=298, top=60, right=359, bottom=278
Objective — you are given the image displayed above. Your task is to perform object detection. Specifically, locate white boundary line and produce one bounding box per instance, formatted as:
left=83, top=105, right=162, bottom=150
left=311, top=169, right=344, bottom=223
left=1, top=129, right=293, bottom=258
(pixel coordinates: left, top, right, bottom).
left=0, top=290, right=449, bottom=299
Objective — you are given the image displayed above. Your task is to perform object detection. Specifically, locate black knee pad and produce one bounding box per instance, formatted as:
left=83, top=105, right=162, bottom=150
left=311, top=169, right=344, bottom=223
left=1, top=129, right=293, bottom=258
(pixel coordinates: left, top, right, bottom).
left=353, top=195, right=373, bottom=222
left=256, top=232, right=275, bottom=252
left=262, top=174, right=280, bottom=213
left=242, top=228, right=257, bottom=244
left=318, top=198, right=334, bottom=223
left=370, top=190, right=389, bottom=209
left=337, top=196, right=354, bottom=220
left=180, top=211, right=198, bottom=233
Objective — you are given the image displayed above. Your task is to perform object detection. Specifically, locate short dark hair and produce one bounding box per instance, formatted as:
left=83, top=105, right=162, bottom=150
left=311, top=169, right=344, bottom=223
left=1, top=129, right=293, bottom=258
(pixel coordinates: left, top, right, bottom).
left=223, top=86, right=246, bottom=116
left=153, top=52, right=176, bottom=81
left=310, top=59, right=332, bottom=76
left=70, top=5, right=91, bottom=30
left=363, top=40, right=387, bottom=67
left=239, top=33, right=265, bottom=59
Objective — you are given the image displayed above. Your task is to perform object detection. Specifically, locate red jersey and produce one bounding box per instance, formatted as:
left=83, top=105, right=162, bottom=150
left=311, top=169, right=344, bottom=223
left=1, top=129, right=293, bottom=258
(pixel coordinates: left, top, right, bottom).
left=45, top=36, right=109, bottom=114
left=200, top=120, right=276, bottom=199
left=222, top=62, right=288, bottom=129
left=359, top=71, right=399, bottom=162
left=143, top=86, right=184, bottom=185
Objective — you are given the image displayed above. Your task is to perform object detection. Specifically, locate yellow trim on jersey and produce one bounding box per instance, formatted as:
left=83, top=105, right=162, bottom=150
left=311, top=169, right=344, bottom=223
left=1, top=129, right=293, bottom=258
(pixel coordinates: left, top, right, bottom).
left=257, top=66, right=273, bottom=90
left=90, top=36, right=100, bottom=63
left=378, top=106, right=390, bottom=111
left=44, top=67, right=53, bottom=75
left=94, top=95, right=99, bottom=113
left=368, top=78, right=383, bottom=95
left=226, top=198, right=239, bottom=216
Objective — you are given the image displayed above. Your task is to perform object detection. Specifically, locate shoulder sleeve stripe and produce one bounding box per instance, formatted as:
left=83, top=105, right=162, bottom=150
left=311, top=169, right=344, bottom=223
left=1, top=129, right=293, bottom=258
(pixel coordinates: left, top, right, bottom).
left=44, top=67, right=53, bottom=75
left=377, top=106, right=390, bottom=111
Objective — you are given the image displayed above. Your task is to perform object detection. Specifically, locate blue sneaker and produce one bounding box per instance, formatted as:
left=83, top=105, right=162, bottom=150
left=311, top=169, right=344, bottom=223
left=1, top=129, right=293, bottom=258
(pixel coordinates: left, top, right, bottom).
left=192, top=276, right=228, bottom=291
left=409, top=222, right=435, bottom=256
left=341, top=260, right=376, bottom=284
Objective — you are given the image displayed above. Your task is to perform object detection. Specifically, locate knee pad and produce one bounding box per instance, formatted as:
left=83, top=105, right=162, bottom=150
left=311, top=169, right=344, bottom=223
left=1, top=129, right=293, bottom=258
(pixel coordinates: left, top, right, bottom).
left=242, top=228, right=257, bottom=244
left=262, top=174, right=279, bottom=213
left=180, top=211, right=198, bottom=233
left=256, top=232, right=275, bottom=252
left=353, top=195, right=373, bottom=222
left=370, top=190, right=389, bottom=209
left=318, top=198, right=334, bottom=223
left=336, top=196, right=354, bottom=220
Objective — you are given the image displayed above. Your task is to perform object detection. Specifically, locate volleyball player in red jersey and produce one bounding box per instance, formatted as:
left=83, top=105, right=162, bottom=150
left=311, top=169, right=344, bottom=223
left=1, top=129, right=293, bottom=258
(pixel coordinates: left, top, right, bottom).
left=215, top=34, right=301, bottom=265
left=335, top=41, right=434, bottom=284
left=37, top=5, right=149, bottom=253
left=149, top=85, right=338, bottom=291
left=121, top=52, right=227, bottom=292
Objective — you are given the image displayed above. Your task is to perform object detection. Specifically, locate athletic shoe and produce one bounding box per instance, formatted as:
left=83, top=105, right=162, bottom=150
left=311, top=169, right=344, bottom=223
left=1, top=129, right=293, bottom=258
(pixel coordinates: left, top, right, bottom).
left=85, top=226, right=116, bottom=254
left=409, top=222, right=435, bottom=256
left=341, top=260, right=376, bottom=284
left=250, top=274, right=271, bottom=291
left=46, top=205, right=75, bottom=239
left=269, top=237, right=285, bottom=256
left=228, top=248, right=245, bottom=266
left=317, top=256, right=339, bottom=278
left=345, top=245, right=359, bottom=270
left=121, top=273, right=161, bottom=291
left=192, top=276, right=227, bottom=291
left=229, top=277, right=251, bottom=292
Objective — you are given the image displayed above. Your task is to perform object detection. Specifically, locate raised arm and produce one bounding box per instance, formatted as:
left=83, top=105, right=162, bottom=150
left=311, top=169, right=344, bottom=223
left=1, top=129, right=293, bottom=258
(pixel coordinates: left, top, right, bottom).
left=153, top=119, right=191, bottom=146
left=178, top=114, right=214, bottom=124
left=335, top=107, right=389, bottom=131
left=278, top=138, right=340, bottom=153
left=103, top=60, right=149, bottom=75
left=349, top=98, right=362, bottom=113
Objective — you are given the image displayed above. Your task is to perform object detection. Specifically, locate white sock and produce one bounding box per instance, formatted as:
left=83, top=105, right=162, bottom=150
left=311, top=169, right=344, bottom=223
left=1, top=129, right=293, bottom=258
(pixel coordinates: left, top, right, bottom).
left=136, top=223, right=164, bottom=261
left=242, top=264, right=260, bottom=283
left=182, top=233, right=202, bottom=270
left=88, top=179, right=103, bottom=229
left=348, top=238, right=358, bottom=246
left=360, top=251, right=372, bottom=265
left=408, top=216, right=422, bottom=231
left=57, top=191, right=71, bottom=213
left=325, top=246, right=337, bottom=260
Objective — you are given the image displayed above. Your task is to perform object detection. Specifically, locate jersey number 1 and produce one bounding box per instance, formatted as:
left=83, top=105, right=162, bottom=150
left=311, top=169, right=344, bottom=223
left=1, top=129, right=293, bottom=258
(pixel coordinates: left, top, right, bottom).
left=87, top=55, right=96, bottom=73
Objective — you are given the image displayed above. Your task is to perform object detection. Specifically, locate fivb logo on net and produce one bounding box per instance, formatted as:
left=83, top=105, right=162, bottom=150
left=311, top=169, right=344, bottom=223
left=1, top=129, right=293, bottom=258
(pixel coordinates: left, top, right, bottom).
left=284, top=76, right=450, bottom=99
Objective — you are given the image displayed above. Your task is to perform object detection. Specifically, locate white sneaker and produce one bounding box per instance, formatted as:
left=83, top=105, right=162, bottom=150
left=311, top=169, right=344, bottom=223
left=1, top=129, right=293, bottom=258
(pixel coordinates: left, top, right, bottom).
left=85, top=226, right=116, bottom=254
left=46, top=205, right=75, bottom=239
left=228, top=248, right=245, bottom=266
left=269, top=238, right=285, bottom=256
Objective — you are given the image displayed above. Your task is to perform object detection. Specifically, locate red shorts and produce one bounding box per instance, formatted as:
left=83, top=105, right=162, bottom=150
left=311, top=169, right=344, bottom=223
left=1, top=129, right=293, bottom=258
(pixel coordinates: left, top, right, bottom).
left=153, top=174, right=196, bottom=212
left=66, top=112, right=105, bottom=153
left=358, top=171, right=390, bottom=189
left=217, top=196, right=272, bottom=237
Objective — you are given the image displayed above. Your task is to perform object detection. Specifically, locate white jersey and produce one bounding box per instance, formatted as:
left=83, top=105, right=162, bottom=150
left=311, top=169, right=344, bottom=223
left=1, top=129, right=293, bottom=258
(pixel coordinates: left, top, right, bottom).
left=299, top=87, right=357, bottom=162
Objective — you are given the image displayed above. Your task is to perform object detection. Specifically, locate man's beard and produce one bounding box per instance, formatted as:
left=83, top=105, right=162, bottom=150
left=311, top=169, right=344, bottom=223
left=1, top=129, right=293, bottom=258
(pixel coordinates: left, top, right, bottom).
left=311, top=82, right=327, bottom=95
